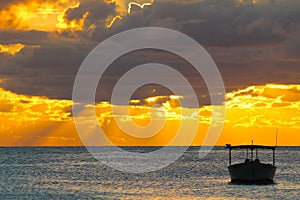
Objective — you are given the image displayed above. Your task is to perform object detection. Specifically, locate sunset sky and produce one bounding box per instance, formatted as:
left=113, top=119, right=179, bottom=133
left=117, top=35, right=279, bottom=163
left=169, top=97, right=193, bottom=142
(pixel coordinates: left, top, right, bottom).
left=0, top=0, right=299, bottom=146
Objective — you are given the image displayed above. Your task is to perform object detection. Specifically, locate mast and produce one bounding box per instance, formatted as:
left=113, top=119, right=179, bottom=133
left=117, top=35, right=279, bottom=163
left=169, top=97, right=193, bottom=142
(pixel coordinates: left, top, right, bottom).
left=251, top=140, right=253, bottom=161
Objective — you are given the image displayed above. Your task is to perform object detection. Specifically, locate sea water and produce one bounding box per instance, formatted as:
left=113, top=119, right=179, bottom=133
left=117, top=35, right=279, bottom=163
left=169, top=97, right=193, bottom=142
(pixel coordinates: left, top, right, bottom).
left=0, top=147, right=299, bottom=199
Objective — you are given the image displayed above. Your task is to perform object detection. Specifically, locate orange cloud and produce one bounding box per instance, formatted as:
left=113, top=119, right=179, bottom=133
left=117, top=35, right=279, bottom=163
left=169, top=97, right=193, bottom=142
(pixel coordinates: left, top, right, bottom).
left=222, top=84, right=300, bottom=145
left=56, top=2, right=88, bottom=31
left=0, top=0, right=79, bottom=31
left=226, top=84, right=300, bottom=110
left=0, top=0, right=156, bottom=31
left=0, top=43, right=25, bottom=55
left=0, top=43, right=40, bottom=55
left=0, top=84, right=299, bottom=146
left=0, top=88, right=79, bottom=146
left=0, top=88, right=73, bottom=122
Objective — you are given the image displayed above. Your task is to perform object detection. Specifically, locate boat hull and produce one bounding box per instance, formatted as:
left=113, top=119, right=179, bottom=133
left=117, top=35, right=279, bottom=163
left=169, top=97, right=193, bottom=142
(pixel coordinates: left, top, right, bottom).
left=228, top=161, right=276, bottom=183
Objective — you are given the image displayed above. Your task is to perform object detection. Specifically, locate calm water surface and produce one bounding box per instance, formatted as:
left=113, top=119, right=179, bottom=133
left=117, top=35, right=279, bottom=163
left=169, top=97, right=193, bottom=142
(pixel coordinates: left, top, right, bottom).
left=0, top=147, right=299, bottom=199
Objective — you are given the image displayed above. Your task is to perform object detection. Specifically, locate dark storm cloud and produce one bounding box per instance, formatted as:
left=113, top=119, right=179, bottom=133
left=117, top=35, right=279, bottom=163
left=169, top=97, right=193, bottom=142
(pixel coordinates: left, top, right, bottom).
left=284, top=37, right=300, bottom=59
left=114, top=0, right=298, bottom=48
left=0, top=42, right=90, bottom=99
left=56, top=0, right=119, bottom=42
left=0, top=30, right=48, bottom=45
left=1, top=0, right=300, bottom=100
left=146, top=0, right=291, bottom=47
left=64, top=0, right=116, bottom=25
left=106, top=0, right=300, bottom=92
left=0, top=0, right=117, bottom=99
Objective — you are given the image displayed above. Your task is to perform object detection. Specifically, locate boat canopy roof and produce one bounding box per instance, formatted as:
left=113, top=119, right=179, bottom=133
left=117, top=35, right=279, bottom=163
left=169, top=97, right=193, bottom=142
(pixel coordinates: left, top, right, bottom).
left=226, top=144, right=276, bottom=150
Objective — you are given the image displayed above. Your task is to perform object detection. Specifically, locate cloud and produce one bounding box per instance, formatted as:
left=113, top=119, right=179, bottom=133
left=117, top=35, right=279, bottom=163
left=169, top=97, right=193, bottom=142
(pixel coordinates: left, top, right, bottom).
left=143, top=0, right=291, bottom=47
left=0, top=43, right=25, bottom=55
left=0, top=84, right=299, bottom=145
left=57, top=0, right=117, bottom=32
left=0, top=0, right=80, bottom=31
left=0, top=30, right=48, bottom=44
left=0, top=0, right=300, bottom=101
left=90, top=0, right=300, bottom=91
left=226, top=84, right=300, bottom=107
left=64, top=0, right=116, bottom=23
left=225, top=84, right=300, bottom=128
left=0, top=88, right=73, bottom=121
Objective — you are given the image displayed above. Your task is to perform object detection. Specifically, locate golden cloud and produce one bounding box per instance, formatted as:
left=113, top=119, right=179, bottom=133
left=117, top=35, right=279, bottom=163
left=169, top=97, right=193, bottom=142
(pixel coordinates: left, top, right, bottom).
left=0, top=0, right=155, bottom=31
left=0, top=88, right=73, bottom=122
left=0, top=43, right=25, bottom=55
left=0, top=43, right=40, bottom=55
left=0, top=0, right=79, bottom=31
left=225, top=84, right=300, bottom=128
left=0, top=83, right=299, bottom=146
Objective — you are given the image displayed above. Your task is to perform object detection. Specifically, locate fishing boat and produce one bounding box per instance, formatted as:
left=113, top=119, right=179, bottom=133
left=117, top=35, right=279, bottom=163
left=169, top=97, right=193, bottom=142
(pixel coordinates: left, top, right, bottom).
left=226, top=143, right=276, bottom=184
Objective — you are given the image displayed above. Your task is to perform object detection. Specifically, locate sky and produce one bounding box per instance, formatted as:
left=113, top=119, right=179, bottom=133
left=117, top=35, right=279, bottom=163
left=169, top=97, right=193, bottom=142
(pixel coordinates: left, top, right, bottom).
left=0, top=0, right=299, bottom=146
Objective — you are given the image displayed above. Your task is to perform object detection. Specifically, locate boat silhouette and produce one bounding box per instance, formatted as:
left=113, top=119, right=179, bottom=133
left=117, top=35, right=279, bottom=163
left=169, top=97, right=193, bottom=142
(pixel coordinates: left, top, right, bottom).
left=226, top=143, right=276, bottom=184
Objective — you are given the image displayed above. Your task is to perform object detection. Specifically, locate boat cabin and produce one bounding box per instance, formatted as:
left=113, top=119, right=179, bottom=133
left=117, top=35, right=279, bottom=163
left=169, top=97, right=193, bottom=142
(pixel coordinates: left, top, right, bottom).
left=226, top=144, right=277, bottom=183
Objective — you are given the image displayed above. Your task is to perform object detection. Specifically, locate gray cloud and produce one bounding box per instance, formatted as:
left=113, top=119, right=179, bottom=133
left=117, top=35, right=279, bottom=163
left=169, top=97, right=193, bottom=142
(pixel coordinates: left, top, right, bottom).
left=1, top=0, right=300, bottom=101
left=0, top=30, right=48, bottom=45
left=64, top=0, right=116, bottom=24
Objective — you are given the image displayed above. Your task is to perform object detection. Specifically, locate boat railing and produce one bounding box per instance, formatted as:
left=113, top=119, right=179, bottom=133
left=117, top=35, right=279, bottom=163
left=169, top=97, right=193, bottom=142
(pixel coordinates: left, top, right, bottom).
left=226, top=144, right=276, bottom=166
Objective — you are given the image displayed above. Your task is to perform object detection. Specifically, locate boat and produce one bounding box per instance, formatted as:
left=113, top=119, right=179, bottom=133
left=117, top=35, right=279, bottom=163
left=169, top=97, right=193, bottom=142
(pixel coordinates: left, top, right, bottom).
left=226, top=143, right=276, bottom=184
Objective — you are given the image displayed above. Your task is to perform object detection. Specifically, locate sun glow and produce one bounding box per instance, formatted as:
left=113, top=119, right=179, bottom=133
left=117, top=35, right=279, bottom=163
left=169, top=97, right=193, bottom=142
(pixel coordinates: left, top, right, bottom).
left=0, top=84, right=299, bottom=146
left=0, top=0, right=79, bottom=31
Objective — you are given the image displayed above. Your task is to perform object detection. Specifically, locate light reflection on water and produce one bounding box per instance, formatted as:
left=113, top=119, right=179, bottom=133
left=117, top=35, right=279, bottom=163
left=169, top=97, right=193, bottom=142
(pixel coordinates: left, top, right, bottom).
left=0, top=147, right=299, bottom=199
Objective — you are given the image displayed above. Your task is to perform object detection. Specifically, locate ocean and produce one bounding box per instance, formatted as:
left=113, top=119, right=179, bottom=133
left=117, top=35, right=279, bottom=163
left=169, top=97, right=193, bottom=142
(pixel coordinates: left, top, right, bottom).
left=0, top=147, right=299, bottom=199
